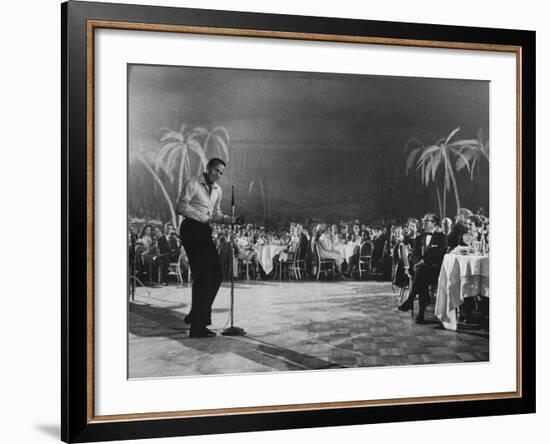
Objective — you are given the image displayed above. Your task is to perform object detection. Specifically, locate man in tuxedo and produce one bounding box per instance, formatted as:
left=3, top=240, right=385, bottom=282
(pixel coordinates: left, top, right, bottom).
left=398, top=212, right=447, bottom=323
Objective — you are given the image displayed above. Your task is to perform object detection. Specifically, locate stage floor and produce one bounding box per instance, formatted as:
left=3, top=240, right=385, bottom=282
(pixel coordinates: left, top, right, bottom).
left=128, top=280, right=489, bottom=378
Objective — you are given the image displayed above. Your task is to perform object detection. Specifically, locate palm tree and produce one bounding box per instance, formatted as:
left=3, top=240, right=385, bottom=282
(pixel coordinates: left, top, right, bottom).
left=155, top=124, right=231, bottom=200
left=455, top=128, right=489, bottom=180
left=155, top=124, right=208, bottom=202
left=405, top=127, right=479, bottom=218
left=154, top=124, right=231, bottom=225
left=129, top=142, right=178, bottom=228
left=129, top=124, right=231, bottom=228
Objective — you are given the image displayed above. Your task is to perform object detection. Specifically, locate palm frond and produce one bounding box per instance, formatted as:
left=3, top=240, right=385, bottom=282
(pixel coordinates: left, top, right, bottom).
left=212, top=126, right=230, bottom=143
left=156, top=141, right=180, bottom=164
left=405, top=147, right=422, bottom=174
left=189, top=127, right=209, bottom=139
left=213, top=135, right=229, bottom=162
left=423, top=158, right=432, bottom=186
left=431, top=151, right=442, bottom=182
left=416, top=144, right=441, bottom=164
left=160, top=130, right=183, bottom=143
left=448, top=139, right=479, bottom=150
left=163, top=146, right=186, bottom=182
left=444, top=127, right=461, bottom=145
left=187, top=139, right=208, bottom=169
left=454, top=151, right=472, bottom=174
left=404, top=137, right=424, bottom=152
left=419, top=159, right=426, bottom=186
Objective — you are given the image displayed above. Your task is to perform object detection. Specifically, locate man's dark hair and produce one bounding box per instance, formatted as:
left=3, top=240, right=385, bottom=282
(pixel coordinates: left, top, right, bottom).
left=207, top=157, right=226, bottom=169
left=424, top=212, right=440, bottom=226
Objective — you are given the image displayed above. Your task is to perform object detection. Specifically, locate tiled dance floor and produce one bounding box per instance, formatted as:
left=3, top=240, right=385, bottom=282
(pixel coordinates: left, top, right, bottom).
left=128, top=280, right=489, bottom=378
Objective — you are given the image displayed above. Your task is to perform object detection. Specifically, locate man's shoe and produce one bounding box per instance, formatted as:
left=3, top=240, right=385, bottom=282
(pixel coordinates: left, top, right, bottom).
left=189, top=328, right=216, bottom=338
left=398, top=302, right=412, bottom=311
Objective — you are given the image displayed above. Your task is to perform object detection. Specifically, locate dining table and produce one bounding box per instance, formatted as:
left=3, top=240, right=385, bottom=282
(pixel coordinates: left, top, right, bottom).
left=334, top=241, right=361, bottom=263
left=435, top=252, right=490, bottom=331
left=254, top=244, right=287, bottom=275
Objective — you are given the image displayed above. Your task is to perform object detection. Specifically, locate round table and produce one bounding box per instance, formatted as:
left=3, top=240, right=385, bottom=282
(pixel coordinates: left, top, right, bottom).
left=435, top=253, right=490, bottom=331
left=334, top=242, right=360, bottom=263
left=254, top=244, right=286, bottom=275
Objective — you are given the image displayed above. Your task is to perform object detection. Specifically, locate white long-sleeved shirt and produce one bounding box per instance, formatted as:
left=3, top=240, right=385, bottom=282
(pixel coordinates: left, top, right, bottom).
left=175, top=174, right=225, bottom=224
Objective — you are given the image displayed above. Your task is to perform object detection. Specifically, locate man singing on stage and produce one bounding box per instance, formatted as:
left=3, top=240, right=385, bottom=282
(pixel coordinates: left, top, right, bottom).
left=176, top=158, right=240, bottom=338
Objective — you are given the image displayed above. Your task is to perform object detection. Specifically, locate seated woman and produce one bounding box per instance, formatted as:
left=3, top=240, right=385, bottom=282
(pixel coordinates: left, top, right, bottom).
left=460, top=214, right=485, bottom=321
left=448, top=208, right=473, bottom=250
left=234, top=231, right=260, bottom=278
left=463, top=215, right=483, bottom=246
left=391, top=226, right=410, bottom=289
left=318, top=224, right=347, bottom=278
left=347, top=224, right=363, bottom=274
left=349, top=224, right=362, bottom=244
left=403, top=217, right=421, bottom=275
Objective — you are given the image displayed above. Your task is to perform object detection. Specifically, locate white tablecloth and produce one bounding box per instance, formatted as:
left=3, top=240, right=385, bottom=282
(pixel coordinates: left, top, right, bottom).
left=254, top=245, right=286, bottom=275
left=334, top=242, right=360, bottom=262
left=435, top=253, right=490, bottom=331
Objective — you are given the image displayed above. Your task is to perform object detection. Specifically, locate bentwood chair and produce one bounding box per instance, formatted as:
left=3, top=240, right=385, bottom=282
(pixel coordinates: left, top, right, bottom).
left=358, top=241, right=373, bottom=280
left=314, top=243, right=336, bottom=280
left=294, top=243, right=307, bottom=279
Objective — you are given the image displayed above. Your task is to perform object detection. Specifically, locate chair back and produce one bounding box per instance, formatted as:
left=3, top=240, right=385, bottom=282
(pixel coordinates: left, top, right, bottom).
left=314, top=242, right=322, bottom=264
left=294, top=242, right=302, bottom=262
left=359, top=241, right=373, bottom=258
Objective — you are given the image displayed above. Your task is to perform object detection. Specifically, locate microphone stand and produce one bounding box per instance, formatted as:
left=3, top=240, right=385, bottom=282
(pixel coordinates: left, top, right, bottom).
left=222, top=185, right=246, bottom=336
left=130, top=240, right=151, bottom=302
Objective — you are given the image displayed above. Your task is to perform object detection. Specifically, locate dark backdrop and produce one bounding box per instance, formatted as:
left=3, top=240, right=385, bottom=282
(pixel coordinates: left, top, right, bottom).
left=128, top=64, right=489, bottom=225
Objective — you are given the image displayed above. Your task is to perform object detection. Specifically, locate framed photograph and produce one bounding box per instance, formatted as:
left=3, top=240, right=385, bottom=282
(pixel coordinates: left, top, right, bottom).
left=62, top=1, right=535, bottom=442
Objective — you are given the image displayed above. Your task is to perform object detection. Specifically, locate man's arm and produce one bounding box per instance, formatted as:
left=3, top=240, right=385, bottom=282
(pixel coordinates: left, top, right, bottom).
left=209, top=187, right=226, bottom=224
left=175, top=179, right=209, bottom=223
left=210, top=188, right=238, bottom=224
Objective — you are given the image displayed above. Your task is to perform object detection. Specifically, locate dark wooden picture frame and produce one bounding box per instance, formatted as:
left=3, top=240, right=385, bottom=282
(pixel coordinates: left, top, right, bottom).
left=62, top=1, right=536, bottom=442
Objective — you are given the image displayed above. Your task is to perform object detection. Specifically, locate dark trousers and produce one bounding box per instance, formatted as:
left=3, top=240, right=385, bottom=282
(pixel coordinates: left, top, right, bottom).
left=180, top=218, right=223, bottom=329
left=407, top=262, right=440, bottom=314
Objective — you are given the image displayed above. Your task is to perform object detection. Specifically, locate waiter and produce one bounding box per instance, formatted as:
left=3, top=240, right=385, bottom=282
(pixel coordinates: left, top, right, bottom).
left=176, top=158, right=240, bottom=338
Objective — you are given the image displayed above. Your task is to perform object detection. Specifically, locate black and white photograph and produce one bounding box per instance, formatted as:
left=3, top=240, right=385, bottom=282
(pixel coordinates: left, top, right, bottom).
left=127, top=64, right=490, bottom=378
left=1, top=0, right=543, bottom=442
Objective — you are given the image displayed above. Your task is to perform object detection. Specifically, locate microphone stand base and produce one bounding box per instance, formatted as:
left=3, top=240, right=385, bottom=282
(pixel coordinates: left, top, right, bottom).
left=221, top=326, right=247, bottom=336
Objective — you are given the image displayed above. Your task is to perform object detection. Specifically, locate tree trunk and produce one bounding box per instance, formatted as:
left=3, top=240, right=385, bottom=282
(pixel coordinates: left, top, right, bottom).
left=435, top=187, right=443, bottom=220
left=258, top=178, right=267, bottom=221
left=442, top=178, right=447, bottom=219
left=177, top=151, right=185, bottom=202
left=449, top=169, right=461, bottom=216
